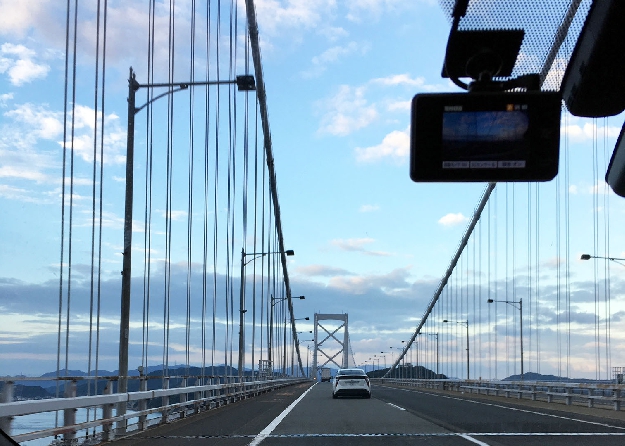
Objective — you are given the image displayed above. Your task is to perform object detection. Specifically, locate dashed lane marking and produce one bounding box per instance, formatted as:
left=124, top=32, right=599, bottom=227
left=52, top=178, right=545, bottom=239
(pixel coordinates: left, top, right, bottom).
left=459, top=433, right=491, bottom=445
left=121, top=432, right=625, bottom=441
left=381, top=385, right=625, bottom=431
left=387, top=402, right=406, bottom=411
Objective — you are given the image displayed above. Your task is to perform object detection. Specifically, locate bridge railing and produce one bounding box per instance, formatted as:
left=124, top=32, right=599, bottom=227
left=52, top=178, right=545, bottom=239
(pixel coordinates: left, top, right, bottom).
left=374, top=378, right=625, bottom=411
left=0, top=375, right=309, bottom=444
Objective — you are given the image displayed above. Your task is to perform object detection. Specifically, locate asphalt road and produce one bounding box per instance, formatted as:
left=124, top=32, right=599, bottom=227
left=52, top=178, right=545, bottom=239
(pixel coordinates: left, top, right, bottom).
left=113, top=381, right=625, bottom=445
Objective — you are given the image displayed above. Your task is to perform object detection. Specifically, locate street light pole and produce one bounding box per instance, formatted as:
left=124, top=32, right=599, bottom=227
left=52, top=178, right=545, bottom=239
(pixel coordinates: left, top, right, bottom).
left=239, top=249, right=294, bottom=378
left=581, top=254, right=625, bottom=267
left=443, top=320, right=469, bottom=380
left=488, top=298, right=523, bottom=379
left=119, top=67, right=254, bottom=433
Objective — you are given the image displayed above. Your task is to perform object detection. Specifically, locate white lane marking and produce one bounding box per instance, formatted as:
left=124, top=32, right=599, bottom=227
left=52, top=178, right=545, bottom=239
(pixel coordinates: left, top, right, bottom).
left=459, top=433, right=491, bottom=445
left=248, top=383, right=316, bottom=446
left=387, top=402, right=406, bottom=411
left=384, top=385, right=625, bottom=431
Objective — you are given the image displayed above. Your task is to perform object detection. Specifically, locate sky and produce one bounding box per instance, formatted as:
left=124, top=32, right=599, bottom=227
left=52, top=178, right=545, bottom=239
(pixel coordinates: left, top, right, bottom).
left=1, top=0, right=625, bottom=379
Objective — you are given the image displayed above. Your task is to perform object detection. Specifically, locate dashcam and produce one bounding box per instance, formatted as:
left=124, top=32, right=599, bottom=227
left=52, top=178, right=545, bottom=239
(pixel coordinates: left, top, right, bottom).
left=410, top=91, right=562, bottom=182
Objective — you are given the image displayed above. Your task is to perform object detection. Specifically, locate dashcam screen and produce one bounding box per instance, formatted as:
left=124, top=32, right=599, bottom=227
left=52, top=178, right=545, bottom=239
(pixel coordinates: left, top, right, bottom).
left=441, top=108, right=529, bottom=169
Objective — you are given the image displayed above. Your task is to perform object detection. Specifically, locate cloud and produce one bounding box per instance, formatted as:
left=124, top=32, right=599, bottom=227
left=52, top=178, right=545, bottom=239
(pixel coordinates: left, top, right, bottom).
left=316, top=85, right=378, bottom=136
left=438, top=212, right=468, bottom=227
left=254, top=0, right=337, bottom=36
left=345, top=0, right=419, bottom=22
left=331, top=238, right=391, bottom=257
left=302, top=41, right=369, bottom=78
left=0, top=0, right=54, bottom=37
left=387, top=100, right=411, bottom=112
left=0, top=43, right=49, bottom=85
left=328, top=267, right=412, bottom=295
left=317, top=26, right=349, bottom=42
left=359, top=204, right=380, bottom=212
left=160, top=209, right=189, bottom=221
left=561, top=120, right=621, bottom=143
left=371, top=73, right=426, bottom=87
left=295, top=265, right=355, bottom=277
left=0, top=102, right=126, bottom=189
left=0, top=184, right=53, bottom=203
left=355, top=127, right=409, bottom=163
left=0, top=93, right=13, bottom=107
left=4, top=102, right=63, bottom=140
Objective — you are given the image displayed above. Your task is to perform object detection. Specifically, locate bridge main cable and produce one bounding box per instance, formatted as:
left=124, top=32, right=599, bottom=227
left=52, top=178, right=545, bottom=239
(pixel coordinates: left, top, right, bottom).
left=244, top=0, right=305, bottom=377
left=385, top=183, right=495, bottom=376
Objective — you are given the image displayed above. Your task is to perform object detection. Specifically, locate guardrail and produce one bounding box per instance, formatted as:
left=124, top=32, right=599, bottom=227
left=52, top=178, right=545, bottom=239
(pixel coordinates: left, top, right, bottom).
left=374, top=378, right=625, bottom=411
left=0, top=375, right=309, bottom=444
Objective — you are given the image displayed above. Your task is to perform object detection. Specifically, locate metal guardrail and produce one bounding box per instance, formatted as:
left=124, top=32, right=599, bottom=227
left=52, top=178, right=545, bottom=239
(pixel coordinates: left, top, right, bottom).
left=374, top=378, right=625, bottom=411
left=0, top=375, right=309, bottom=444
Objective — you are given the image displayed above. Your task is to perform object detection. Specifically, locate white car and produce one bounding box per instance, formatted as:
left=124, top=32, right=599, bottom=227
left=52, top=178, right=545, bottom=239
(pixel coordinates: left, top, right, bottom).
left=332, top=368, right=371, bottom=399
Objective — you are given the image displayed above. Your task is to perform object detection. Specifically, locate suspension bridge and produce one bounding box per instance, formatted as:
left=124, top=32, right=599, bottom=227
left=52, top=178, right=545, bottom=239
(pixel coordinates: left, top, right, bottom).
left=1, top=0, right=625, bottom=444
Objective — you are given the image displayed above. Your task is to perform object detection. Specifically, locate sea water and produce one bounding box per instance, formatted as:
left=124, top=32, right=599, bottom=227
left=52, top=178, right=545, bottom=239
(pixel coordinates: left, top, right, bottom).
left=9, top=408, right=160, bottom=446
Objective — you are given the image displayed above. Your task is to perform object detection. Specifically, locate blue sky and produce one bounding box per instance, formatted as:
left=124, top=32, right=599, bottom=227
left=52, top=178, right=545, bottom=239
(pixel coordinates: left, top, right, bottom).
left=1, top=0, right=625, bottom=379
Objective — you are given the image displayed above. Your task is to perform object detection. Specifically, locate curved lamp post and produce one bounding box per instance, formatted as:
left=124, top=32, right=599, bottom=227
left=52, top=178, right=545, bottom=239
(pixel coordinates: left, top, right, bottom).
left=443, top=320, right=469, bottom=380
left=488, top=298, right=523, bottom=379
left=119, top=67, right=254, bottom=434
left=240, top=249, right=294, bottom=378
left=581, top=254, right=625, bottom=267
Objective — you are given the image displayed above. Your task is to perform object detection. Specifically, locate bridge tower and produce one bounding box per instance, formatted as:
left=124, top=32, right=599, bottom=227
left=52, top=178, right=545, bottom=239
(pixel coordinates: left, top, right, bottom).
left=312, top=313, right=349, bottom=380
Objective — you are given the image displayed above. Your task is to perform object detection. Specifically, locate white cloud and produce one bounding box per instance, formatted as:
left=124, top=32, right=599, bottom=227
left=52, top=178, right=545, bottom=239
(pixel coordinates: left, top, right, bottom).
left=331, top=237, right=391, bottom=257
left=0, top=43, right=49, bottom=85
left=589, top=180, right=611, bottom=196
left=346, top=0, right=417, bottom=22
left=0, top=184, right=50, bottom=203
left=4, top=103, right=63, bottom=140
left=355, top=127, right=409, bottom=163
left=295, top=264, right=354, bottom=277
left=561, top=120, right=621, bottom=143
left=438, top=212, right=468, bottom=227
left=359, top=204, right=380, bottom=212
left=318, top=26, right=349, bottom=42
left=387, top=100, right=411, bottom=112
left=0, top=0, right=54, bottom=37
left=5, top=102, right=125, bottom=165
left=317, top=85, right=378, bottom=136
left=328, top=267, right=411, bottom=295
left=0, top=102, right=125, bottom=192
left=254, top=0, right=337, bottom=36
left=0, top=93, right=14, bottom=107
left=302, top=41, right=369, bottom=78
left=164, top=210, right=189, bottom=221
left=371, top=73, right=426, bottom=87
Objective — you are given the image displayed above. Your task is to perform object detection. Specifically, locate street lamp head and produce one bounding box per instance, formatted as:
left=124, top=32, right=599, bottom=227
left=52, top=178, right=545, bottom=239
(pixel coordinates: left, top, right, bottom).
left=443, top=319, right=449, bottom=323
left=285, top=249, right=295, bottom=256
left=580, top=254, right=591, bottom=260
left=295, top=295, right=305, bottom=300
left=487, top=299, right=494, bottom=303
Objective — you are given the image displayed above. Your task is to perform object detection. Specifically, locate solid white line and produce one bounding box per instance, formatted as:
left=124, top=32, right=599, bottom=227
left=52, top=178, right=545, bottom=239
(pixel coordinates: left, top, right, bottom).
left=248, top=383, right=316, bottom=446
left=459, top=433, right=491, bottom=445
left=387, top=402, right=406, bottom=411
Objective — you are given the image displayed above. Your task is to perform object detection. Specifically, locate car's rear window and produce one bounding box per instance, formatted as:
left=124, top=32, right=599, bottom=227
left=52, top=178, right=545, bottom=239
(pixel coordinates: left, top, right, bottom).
left=337, top=369, right=366, bottom=376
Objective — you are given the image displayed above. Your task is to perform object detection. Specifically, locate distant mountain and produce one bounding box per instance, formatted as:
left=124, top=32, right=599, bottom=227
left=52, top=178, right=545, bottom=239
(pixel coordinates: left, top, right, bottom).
left=9, top=364, right=288, bottom=399
left=368, top=365, right=446, bottom=380
left=0, top=383, right=51, bottom=399
left=503, top=372, right=601, bottom=382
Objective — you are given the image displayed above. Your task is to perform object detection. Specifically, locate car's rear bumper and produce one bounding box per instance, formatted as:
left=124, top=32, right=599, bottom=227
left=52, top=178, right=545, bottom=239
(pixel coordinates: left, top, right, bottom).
left=333, top=388, right=370, bottom=397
